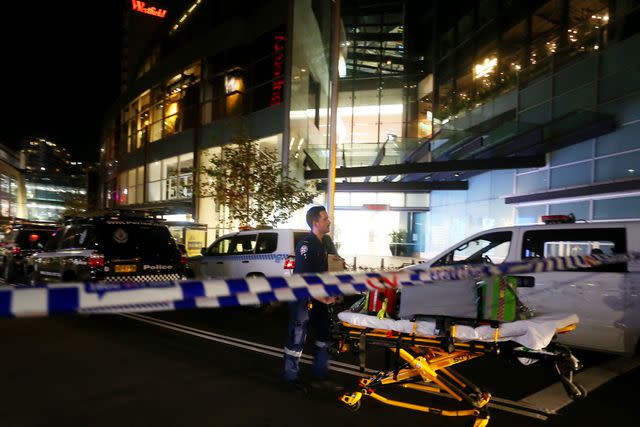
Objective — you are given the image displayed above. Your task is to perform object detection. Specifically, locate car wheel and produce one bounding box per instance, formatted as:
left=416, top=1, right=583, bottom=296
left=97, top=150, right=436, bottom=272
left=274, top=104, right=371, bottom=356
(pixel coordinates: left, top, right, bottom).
left=3, top=261, right=15, bottom=283
left=246, top=273, right=268, bottom=311
left=28, top=271, right=39, bottom=286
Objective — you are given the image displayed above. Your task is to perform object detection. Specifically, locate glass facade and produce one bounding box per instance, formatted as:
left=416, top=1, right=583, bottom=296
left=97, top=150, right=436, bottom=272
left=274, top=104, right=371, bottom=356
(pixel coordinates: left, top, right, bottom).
left=433, top=0, right=609, bottom=125
left=101, top=0, right=640, bottom=263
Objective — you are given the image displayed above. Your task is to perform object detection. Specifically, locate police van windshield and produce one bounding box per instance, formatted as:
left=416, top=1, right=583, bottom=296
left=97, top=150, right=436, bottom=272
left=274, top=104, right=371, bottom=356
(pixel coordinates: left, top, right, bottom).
left=433, top=231, right=512, bottom=266
left=97, top=223, right=179, bottom=261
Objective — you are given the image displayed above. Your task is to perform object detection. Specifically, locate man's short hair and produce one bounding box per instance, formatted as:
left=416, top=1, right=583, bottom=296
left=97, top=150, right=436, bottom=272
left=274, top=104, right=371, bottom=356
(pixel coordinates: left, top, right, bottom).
left=306, top=206, right=327, bottom=228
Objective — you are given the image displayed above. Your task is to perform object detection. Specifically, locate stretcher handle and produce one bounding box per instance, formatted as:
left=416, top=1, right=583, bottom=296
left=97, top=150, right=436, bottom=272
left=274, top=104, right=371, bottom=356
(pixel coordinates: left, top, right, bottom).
left=410, top=314, right=500, bottom=330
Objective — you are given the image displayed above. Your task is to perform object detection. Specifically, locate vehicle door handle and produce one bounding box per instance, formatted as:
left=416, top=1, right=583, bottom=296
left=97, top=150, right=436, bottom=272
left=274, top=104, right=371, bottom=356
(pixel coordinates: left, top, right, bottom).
left=242, top=260, right=249, bottom=264
left=216, top=261, right=223, bottom=265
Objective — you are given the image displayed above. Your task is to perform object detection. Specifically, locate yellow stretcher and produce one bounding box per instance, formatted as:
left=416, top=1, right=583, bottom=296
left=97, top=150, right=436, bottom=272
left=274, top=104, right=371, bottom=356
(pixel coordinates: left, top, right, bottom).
left=333, top=312, right=585, bottom=427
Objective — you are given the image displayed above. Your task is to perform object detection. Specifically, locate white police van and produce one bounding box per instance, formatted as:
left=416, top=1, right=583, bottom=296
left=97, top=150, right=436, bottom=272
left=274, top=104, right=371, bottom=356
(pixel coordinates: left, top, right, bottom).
left=188, top=228, right=309, bottom=279
left=406, top=215, right=640, bottom=355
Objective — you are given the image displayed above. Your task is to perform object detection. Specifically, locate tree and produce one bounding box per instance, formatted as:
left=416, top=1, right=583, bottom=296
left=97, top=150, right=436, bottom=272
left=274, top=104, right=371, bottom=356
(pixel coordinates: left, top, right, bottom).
left=195, top=133, right=317, bottom=227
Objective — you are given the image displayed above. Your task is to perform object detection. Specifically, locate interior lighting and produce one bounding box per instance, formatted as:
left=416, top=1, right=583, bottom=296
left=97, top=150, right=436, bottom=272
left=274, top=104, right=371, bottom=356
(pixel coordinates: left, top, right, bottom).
left=170, top=0, right=202, bottom=35
left=225, top=73, right=244, bottom=94
left=473, top=57, right=497, bottom=79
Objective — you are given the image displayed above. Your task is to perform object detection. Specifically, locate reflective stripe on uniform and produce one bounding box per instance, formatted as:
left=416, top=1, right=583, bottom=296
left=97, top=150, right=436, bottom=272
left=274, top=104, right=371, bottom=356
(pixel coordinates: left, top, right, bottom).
left=315, top=341, right=327, bottom=348
left=284, top=347, right=303, bottom=358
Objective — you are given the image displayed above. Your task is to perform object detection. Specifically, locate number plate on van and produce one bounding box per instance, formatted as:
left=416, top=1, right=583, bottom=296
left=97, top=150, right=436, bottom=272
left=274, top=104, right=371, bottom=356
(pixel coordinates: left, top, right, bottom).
left=114, top=264, right=137, bottom=273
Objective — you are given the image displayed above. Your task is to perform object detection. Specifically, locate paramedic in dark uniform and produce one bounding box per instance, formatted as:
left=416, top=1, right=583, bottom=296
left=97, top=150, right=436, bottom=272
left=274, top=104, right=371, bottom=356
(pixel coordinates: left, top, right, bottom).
left=283, top=206, right=342, bottom=393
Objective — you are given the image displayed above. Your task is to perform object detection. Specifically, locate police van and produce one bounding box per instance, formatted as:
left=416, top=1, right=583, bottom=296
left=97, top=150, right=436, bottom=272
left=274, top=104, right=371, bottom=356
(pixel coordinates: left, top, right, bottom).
left=189, top=228, right=309, bottom=279
left=406, top=215, right=640, bottom=355
left=27, top=211, right=185, bottom=284
left=190, top=227, right=346, bottom=279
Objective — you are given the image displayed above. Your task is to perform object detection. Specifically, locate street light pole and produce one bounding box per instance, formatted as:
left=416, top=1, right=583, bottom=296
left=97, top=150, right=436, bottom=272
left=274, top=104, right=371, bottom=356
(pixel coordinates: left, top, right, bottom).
left=327, top=0, right=341, bottom=239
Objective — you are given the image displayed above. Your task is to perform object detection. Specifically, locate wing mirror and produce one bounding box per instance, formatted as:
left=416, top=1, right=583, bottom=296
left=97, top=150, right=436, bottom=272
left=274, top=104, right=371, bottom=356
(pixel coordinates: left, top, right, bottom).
left=201, top=247, right=206, bottom=256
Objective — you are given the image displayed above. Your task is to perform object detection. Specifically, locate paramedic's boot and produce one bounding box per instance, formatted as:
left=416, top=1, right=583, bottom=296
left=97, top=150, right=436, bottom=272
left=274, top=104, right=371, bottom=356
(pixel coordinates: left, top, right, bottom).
left=310, top=378, right=345, bottom=393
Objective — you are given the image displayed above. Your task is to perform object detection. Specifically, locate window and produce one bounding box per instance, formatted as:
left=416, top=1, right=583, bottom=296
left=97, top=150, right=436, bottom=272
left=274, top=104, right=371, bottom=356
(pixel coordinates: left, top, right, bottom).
left=231, top=234, right=258, bottom=255
left=521, top=228, right=627, bottom=272
left=60, top=226, right=82, bottom=249
left=208, top=237, right=233, bottom=256
left=44, top=228, right=64, bottom=251
left=255, top=233, right=278, bottom=254
left=433, top=231, right=512, bottom=266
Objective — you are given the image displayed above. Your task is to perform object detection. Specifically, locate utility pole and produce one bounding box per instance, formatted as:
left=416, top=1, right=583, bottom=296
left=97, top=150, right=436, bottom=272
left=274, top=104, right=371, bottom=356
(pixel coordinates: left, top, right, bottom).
left=327, top=0, right=341, bottom=239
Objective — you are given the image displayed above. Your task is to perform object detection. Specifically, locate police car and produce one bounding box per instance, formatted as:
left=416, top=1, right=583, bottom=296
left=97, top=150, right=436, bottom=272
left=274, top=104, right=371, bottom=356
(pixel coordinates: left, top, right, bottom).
left=189, top=228, right=310, bottom=279
left=26, top=211, right=186, bottom=284
left=405, top=214, right=640, bottom=355
left=0, top=220, right=57, bottom=283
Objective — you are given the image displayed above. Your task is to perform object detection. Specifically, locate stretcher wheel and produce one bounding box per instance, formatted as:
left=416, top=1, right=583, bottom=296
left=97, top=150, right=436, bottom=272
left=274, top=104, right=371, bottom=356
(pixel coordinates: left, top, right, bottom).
left=562, top=379, right=587, bottom=400
left=569, top=383, right=587, bottom=400
left=346, top=400, right=361, bottom=412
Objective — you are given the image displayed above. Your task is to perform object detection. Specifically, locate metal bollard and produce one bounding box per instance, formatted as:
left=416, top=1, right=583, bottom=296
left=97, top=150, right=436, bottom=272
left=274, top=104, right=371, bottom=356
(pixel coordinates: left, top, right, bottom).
left=381, top=258, right=385, bottom=270
left=353, top=256, right=357, bottom=271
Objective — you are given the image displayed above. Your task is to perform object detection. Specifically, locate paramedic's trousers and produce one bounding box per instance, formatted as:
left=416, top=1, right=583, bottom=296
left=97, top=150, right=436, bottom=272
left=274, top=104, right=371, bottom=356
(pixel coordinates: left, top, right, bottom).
left=283, top=299, right=330, bottom=382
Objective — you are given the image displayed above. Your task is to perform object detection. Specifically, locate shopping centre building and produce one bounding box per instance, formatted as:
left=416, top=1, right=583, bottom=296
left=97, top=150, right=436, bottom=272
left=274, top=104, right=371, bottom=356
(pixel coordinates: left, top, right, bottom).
left=101, top=0, right=640, bottom=259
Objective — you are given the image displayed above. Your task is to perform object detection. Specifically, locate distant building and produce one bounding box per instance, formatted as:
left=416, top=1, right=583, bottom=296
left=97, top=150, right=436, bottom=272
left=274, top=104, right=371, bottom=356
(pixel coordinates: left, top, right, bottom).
left=0, top=143, right=27, bottom=224
left=20, top=138, right=96, bottom=221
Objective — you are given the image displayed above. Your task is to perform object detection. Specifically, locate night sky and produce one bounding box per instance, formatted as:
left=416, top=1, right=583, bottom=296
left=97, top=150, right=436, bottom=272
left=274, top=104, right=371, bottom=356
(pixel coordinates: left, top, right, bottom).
left=1, top=2, right=125, bottom=162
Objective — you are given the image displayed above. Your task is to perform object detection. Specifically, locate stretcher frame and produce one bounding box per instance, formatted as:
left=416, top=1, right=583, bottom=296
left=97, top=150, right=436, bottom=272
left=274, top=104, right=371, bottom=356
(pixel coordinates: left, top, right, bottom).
left=333, top=315, right=584, bottom=427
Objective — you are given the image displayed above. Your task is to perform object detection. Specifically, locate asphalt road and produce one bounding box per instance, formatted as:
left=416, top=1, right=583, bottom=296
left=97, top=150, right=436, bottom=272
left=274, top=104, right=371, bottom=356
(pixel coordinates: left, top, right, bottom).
left=0, top=302, right=637, bottom=427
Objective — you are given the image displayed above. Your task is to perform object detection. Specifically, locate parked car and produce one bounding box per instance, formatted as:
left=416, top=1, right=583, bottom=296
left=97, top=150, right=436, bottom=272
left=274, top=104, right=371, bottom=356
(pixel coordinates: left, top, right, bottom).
left=189, top=228, right=311, bottom=279
left=0, top=221, right=57, bottom=283
left=404, top=215, right=640, bottom=355
left=26, top=211, right=186, bottom=284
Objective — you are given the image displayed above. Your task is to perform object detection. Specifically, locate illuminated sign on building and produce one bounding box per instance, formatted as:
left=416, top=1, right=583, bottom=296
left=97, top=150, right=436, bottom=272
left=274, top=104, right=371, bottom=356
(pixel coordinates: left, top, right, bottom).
left=131, top=0, right=168, bottom=18
left=270, top=35, right=286, bottom=106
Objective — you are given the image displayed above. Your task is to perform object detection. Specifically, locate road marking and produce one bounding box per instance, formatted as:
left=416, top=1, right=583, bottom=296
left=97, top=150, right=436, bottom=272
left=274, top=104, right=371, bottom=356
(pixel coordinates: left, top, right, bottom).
left=120, top=313, right=376, bottom=374
left=122, top=313, right=550, bottom=420
left=519, top=355, right=640, bottom=413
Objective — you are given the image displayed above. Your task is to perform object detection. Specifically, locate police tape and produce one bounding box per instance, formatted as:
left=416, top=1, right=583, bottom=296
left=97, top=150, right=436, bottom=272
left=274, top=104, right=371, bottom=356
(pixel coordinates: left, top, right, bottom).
left=0, top=252, right=637, bottom=319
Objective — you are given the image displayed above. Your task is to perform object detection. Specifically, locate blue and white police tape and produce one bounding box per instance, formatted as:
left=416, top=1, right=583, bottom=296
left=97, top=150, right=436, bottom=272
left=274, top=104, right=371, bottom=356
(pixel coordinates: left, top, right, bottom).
left=0, top=252, right=637, bottom=319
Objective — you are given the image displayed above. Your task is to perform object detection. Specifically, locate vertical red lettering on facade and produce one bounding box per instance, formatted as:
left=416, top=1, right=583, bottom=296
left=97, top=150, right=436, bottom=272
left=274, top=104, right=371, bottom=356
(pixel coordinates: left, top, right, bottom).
left=270, top=35, right=286, bottom=106
left=131, top=0, right=168, bottom=18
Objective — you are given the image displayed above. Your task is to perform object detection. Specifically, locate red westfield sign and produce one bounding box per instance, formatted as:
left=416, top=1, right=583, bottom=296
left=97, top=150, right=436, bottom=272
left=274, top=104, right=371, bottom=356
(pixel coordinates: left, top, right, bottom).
left=270, top=35, right=286, bottom=106
left=131, top=0, right=167, bottom=18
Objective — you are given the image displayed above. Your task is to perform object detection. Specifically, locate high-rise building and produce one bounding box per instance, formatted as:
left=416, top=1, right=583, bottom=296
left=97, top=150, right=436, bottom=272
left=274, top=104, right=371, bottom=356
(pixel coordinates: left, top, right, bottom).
left=101, top=0, right=640, bottom=259
left=20, top=138, right=93, bottom=221
left=0, top=143, right=27, bottom=224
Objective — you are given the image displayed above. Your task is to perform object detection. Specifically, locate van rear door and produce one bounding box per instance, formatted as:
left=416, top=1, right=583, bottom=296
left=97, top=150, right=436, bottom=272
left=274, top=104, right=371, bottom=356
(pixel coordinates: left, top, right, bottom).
left=516, top=227, right=628, bottom=353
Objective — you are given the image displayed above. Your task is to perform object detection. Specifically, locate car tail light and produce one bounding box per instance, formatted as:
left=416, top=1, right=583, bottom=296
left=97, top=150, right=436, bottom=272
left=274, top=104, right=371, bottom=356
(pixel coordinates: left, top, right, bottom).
left=89, top=253, right=105, bottom=268
left=284, top=255, right=295, bottom=270
left=11, top=246, right=21, bottom=255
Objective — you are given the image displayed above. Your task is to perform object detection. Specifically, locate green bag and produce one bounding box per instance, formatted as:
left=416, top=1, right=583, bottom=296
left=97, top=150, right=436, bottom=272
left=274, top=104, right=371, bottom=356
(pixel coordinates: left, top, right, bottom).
left=479, top=276, right=530, bottom=322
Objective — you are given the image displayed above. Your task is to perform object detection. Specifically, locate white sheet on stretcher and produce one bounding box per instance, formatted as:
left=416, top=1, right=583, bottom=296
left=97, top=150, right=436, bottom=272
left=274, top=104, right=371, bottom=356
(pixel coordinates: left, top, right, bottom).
left=337, top=311, right=579, bottom=351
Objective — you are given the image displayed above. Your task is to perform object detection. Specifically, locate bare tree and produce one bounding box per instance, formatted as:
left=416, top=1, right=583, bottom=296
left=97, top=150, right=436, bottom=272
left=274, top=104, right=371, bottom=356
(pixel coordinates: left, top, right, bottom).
left=195, top=132, right=316, bottom=227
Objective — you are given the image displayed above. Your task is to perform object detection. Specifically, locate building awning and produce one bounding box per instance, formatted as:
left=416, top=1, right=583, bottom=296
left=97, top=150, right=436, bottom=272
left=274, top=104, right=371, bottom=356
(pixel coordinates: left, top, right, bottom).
left=304, top=109, right=614, bottom=188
